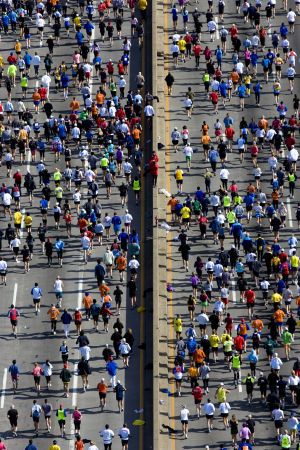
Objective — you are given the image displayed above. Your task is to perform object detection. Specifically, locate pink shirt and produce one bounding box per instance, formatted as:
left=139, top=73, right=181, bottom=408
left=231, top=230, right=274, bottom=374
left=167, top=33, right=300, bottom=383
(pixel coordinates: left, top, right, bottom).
left=73, top=411, right=81, bottom=421
left=73, top=54, right=81, bottom=64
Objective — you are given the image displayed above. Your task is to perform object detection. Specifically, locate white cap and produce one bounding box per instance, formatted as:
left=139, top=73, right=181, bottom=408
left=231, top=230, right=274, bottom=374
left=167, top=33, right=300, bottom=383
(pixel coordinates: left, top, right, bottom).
left=260, top=372, right=263, bottom=375
left=122, top=338, right=126, bottom=342
left=105, top=343, right=109, bottom=347
left=101, top=378, right=105, bottom=381
left=274, top=353, right=278, bottom=357
left=117, top=380, right=121, bottom=384
left=220, top=382, right=224, bottom=386
left=285, top=327, right=288, bottom=330
left=125, top=209, right=128, bottom=212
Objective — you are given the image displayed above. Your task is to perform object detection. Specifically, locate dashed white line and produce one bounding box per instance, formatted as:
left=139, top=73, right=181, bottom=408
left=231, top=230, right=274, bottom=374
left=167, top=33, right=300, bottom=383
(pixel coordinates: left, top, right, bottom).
left=215, top=17, right=220, bottom=40
left=27, top=148, right=31, bottom=172
left=232, top=279, right=236, bottom=303
left=13, top=283, right=18, bottom=307
left=72, top=362, right=78, bottom=407
left=0, top=368, right=8, bottom=408
left=20, top=207, right=25, bottom=238
left=287, top=198, right=293, bottom=228
left=77, top=279, right=83, bottom=309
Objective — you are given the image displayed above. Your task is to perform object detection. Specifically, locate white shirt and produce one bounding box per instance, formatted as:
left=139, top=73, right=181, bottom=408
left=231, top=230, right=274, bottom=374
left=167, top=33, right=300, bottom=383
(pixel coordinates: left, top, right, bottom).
left=73, top=192, right=81, bottom=202
left=42, top=363, right=53, bottom=376
left=214, top=300, right=225, bottom=312
left=252, top=36, right=259, bottom=46
left=118, top=427, right=130, bottom=439
left=281, top=39, right=289, bottom=48
left=122, top=213, right=133, bottom=223
left=208, top=20, right=217, bottom=31
left=79, top=345, right=91, bottom=360
left=217, top=213, right=226, bottom=224
left=219, top=168, right=229, bottom=179
left=3, top=193, right=12, bottom=205
left=144, top=105, right=154, bottom=116
left=205, top=261, right=214, bottom=270
left=203, top=402, right=215, bottom=415
left=272, top=408, right=284, bottom=420
left=267, top=129, right=276, bottom=140
left=83, top=63, right=92, bottom=73
left=260, top=280, right=270, bottom=290
left=129, top=259, right=140, bottom=269
left=122, top=162, right=132, bottom=173
left=197, top=313, right=209, bottom=325
left=85, top=169, right=95, bottom=182
left=214, top=263, right=224, bottom=277
left=171, top=44, right=179, bottom=53
left=211, top=80, right=220, bottom=90
left=211, top=195, right=220, bottom=206
left=286, top=67, right=295, bottom=77
left=183, top=146, right=193, bottom=157
left=288, top=374, right=299, bottom=386
left=11, top=238, right=21, bottom=248
left=183, top=98, right=192, bottom=108
left=100, top=429, right=115, bottom=444
left=270, top=357, right=283, bottom=370
left=41, top=74, right=51, bottom=85
left=31, top=404, right=42, bottom=414
left=180, top=408, right=190, bottom=421
left=252, top=168, right=262, bottom=176
left=268, top=156, right=277, bottom=167
left=0, top=260, right=7, bottom=271
left=219, top=402, right=231, bottom=413
left=36, top=17, right=45, bottom=27
left=54, top=279, right=63, bottom=292
left=236, top=62, right=244, bottom=74
left=32, top=55, right=41, bottom=65
left=71, top=127, right=80, bottom=139
left=289, top=149, right=299, bottom=161
left=288, top=51, right=297, bottom=65
left=287, top=10, right=296, bottom=21
left=81, top=236, right=90, bottom=247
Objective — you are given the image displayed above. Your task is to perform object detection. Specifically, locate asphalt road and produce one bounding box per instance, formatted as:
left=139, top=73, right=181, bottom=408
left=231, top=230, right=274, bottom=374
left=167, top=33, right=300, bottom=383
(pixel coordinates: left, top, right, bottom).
left=163, top=1, right=300, bottom=449
left=0, top=2, right=154, bottom=450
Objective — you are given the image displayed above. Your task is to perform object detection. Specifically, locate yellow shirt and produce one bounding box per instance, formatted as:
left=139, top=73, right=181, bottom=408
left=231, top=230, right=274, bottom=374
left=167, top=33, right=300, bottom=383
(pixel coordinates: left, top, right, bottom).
left=138, top=0, right=147, bottom=9
left=74, top=17, right=82, bottom=26
left=188, top=367, right=198, bottom=377
left=0, top=56, right=4, bottom=67
left=48, top=445, right=61, bottom=450
left=244, top=75, right=252, bottom=84
left=181, top=207, right=190, bottom=219
left=13, top=212, right=23, bottom=224
left=15, top=43, right=21, bottom=52
left=291, top=255, right=299, bottom=268
left=271, top=293, right=282, bottom=303
left=209, top=334, right=219, bottom=348
left=24, top=216, right=32, bottom=226
left=178, top=39, right=186, bottom=51
left=175, top=169, right=183, bottom=180
left=217, top=387, right=226, bottom=402
left=221, top=333, right=231, bottom=344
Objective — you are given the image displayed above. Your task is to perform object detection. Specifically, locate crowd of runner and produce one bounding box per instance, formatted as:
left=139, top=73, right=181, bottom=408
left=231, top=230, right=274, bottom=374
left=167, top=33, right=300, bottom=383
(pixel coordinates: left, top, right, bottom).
left=0, top=0, right=152, bottom=446
left=165, top=0, right=300, bottom=448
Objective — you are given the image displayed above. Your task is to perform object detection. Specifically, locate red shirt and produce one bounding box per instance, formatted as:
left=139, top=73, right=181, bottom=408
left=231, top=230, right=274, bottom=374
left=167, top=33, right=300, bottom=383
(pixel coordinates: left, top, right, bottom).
left=118, top=63, right=124, bottom=74
left=210, top=92, right=218, bottom=102
left=225, top=128, right=235, bottom=139
left=130, top=117, right=141, bottom=127
left=82, top=230, right=93, bottom=239
left=229, top=184, right=238, bottom=192
left=234, top=335, right=245, bottom=350
left=116, top=109, right=126, bottom=120
left=38, top=87, right=48, bottom=100
left=285, top=137, right=295, bottom=150
left=7, top=55, right=17, bottom=64
left=245, top=290, right=255, bottom=304
left=13, top=172, right=22, bottom=182
left=198, top=217, right=208, bottom=225
left=279, top=252, right=288, bottom=263
left=229, top=26, right=238, bottom=37
left=192, top=386, right=203, bottom=400
left=150, top=161, right=159, bottom=175
left=184, top=35, right=192, bottom=44
left=193, top=45, right=202, bottom=56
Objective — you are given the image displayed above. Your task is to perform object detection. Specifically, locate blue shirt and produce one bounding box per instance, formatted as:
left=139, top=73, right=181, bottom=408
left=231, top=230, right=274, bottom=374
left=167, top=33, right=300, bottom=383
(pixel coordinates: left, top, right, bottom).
left=238, top=85, right=247, bottom=98
left=106, top=361, right=118, bottom=376
left=266, top=206, right=275, bottom=215
left=219, top=83, right=228, bottom=96
left=209, top=149, right=219, bottom=161
left=267, top=51, right=275, bottom=63
left=84, top=22, right=94, bottom=33
left=253, top=83, right=261, bottom=92
left=24, top=54, right=32, bottom=65
left=238, top=443, right=252, bottom=450
left=232, top=222, right=243, bottom=236
left=195, top=190, right=204, bottom=201
left=249, top=121, right=258, bottom=133
left=76, top=32, right=84, bottom=42
left=223, top=116, right=233, bottom=128
left=61, top=75, right=69, bottom=87
left=111, top=215, right=122, bottom=226
left=280, top=25, right=288, bottom=36
left=40, top=199, right=48, bottom=209
left=55, top=240, right=65, bottom=251
left=61, top=312, right=72, bottom=324
left=187, top=340, right=197, bottom=353
left=31, top=286, right=42, bottom=298
left=9, top=364, right=20, bottom=376
left=261, top=58, right=270, bottom=68
left=244, top=195, right=254, bottom=206
left=121, top=54, right=130, bottom=66
left=171, top=7, right=178, bottom=18
left=25, top=445, right=39, bottom=450
left=250, top=53, right=259, bottom=65
left=93, top=56, right=102, bottom=66
left=118, top=232, right=129, bottom=243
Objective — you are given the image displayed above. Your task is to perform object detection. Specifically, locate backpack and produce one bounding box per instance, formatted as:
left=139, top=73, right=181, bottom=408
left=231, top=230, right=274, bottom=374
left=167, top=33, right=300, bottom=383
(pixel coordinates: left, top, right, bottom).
left=33, top=408, right=40, bottom=418
left=75, top=169, right=80, bottom=179
left=9, top=309, right=17, bottom=320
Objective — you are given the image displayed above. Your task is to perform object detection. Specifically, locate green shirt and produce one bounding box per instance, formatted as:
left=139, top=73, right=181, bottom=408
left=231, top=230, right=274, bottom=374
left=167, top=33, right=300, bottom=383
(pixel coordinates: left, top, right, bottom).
left=227, top=211, right=236, bottom=223
left=21, top=77, right=28, bottom=87
left=264, top=339, right=276, bottom=351
left=223, top=340, right=234, bottom=352
left=223, top=196, right=230, bottom=207
left=54, top=186, right=63, bottom=198
left=281, top=331, right=292, bottom=345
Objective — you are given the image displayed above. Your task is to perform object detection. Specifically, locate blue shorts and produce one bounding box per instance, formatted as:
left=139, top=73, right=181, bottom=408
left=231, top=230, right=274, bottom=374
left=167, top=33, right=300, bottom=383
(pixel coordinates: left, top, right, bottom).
left=34, top=101, right=40, bottom=105
left=83, top=246, right=89, bottom=251
left=276, top=321, right=283, bottom=326
left=114, top=225, right=121, bottom=232
left=240, top=334, right=247, bottom=341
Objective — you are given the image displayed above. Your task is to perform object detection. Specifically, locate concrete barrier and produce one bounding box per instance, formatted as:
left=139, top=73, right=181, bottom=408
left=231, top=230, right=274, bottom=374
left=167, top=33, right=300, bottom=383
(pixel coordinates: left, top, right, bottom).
left=152, top=0, right=171, bottom=448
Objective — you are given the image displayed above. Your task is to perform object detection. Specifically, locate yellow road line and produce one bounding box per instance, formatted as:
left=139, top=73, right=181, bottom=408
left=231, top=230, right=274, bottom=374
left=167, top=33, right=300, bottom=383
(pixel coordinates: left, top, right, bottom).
left=163, top=4, right=176, bottom=449
left=139, top=21, right=146, bottom=450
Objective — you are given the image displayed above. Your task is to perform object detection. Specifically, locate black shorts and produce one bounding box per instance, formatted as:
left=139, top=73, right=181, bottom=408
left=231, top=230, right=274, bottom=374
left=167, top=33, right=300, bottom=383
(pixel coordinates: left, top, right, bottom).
left=33, top=298, right=40, bottom=304
left=58, top=419, right=65, bottom=426
left=10, top=419, right=17, bottom=427
left=92, top=314, right=99, bottom=322
left=11, top=320, right=17, bottom=326
left=99, top=392, right=106, bottom=399
left=33, top=417, right=40, bottom=423
left=275, top=420, right=283, bottom=429
left=34, top=376, right=40, bottom=383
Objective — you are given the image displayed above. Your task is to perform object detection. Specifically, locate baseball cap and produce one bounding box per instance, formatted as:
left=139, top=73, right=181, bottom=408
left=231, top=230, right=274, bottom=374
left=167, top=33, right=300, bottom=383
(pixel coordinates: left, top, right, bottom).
left=64, top=364, right=67, bottom=368
left=241, top=318, right=245, bottom=323
left=60, top=404, right=63, bottom=408
left=260, top=372, right=263, bottom=375
left=189, top=337, right=193, bottom=340
left=109, top=356, right=113, bottom=360
left=220, top=382, right=224, bottom=386
left=255, top=328, right=258, bottom=332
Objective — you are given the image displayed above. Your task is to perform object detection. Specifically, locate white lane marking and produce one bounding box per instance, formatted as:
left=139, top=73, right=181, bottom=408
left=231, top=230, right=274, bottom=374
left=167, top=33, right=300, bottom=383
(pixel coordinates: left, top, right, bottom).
left=69, top=439, right=75, bottom=450
left=78, top=279, right=83, bottom=309
left=20, top=208, right=25, bottom=238
left=13, top=283, right=18, bottom=307
left=215, top=17, right=219, bottom=40
left=287, top=198, right=293, bottom=227
left=72, top=363, right=78, bottom=407
left=232, top=280, right=236, bottom=303
left=238, top=377, right=242, bottom=393
left=1, top=368, right=8, bottom=408
left=27, top=147, right=31, bottom=172
left=235, top=325, right=238, bottom=330
left=35, top=80, right=39, bottom=89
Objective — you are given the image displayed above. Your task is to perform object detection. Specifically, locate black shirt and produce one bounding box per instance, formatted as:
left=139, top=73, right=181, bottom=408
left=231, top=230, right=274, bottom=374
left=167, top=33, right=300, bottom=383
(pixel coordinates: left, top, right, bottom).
left=209, top=314, right=219, bottom=328
left=7, top=409, right=18, bottom=421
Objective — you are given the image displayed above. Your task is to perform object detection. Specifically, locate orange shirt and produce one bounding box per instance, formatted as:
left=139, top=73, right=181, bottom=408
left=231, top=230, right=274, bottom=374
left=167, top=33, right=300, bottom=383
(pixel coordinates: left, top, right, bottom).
left=47, top=307, right=60, bottom=320
left=32, top=92, right=41, bottom=101
left=91, top=105, right=98, bottom=115
left=168, top=198, right=178, bottom=210
left=103, top=295, right=111, bottom=304
left=296, top=297, right=300, bottom=306
left=99, top=284, right=110, bottom=297
left=78, top=218, right=88, bottom=230
left=252, top=319, right=263, bottom=332
left=193, top=349, right=206, bottom=363
left=116, top=256, right=127, bottom=270
left=247, top=185, right=255, bottom=194
left=202, top=135, right=211, bottom=145
left=274, top=310, right=285, bottom=322
left=230, top=72, right=239, bottom=83
left=258, top=119, right=268, bottom=131
left=82, top=296, right=93, bottom=309
left=271, top=191, right=279, bottom=201
left=132, top=129, right=141, bottom=139
left=97, top=382, right=107, bottom=392
left=96, top=93, right=105, bottom=104
left=75, top=441, right=84, bottom=450
left=105, top=0, right=111, bottom=6
left=70, top=100, right=80, bottom=111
